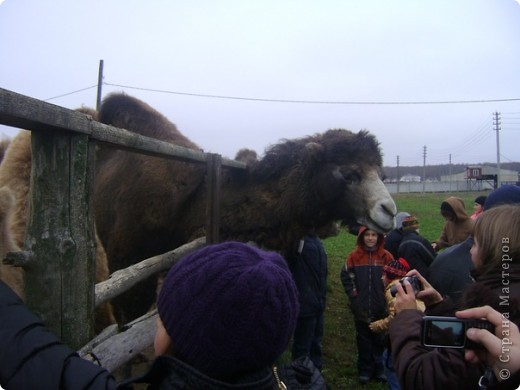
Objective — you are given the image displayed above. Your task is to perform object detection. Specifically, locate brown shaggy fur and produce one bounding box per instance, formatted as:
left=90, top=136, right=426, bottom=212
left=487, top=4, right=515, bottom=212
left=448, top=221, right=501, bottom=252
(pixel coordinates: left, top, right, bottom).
left=0, top=136, right=11, bottom=164
left=95, top=93, right=390, bottom=322
left=0, top=125, right=115, bottom=332
left=234, top=148, right=258, bottom=165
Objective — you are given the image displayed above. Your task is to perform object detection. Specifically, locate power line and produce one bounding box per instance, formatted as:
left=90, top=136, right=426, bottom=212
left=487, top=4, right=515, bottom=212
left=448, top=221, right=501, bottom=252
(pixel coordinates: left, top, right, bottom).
left=103, top=81, right=520, bottom=105
left=44, top=85, right=98, bottom=101
left=41, top=81, right=520, bottom=106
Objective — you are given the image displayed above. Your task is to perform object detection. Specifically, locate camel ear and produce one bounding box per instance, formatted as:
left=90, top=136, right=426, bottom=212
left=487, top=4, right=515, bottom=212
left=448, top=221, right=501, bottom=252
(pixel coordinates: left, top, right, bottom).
left=304, top=142, right=324, bottom=161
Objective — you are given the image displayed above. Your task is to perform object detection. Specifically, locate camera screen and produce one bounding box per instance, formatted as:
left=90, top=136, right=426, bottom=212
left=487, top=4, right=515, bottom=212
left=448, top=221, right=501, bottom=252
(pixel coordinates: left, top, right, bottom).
left=422, top=319, right=465, bottom=348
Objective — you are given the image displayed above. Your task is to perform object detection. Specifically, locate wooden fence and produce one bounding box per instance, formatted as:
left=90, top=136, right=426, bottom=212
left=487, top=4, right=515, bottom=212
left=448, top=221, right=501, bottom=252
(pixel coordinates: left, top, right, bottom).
left=0, top=87, right=246, bottom=369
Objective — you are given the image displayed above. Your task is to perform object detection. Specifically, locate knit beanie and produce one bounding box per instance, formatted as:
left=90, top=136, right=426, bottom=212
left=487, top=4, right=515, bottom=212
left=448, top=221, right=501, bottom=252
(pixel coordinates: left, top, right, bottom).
left=395, top=212, right=411, bottom=230
left=383, top=258, right=410, bottom=280
left=474, top=196, right=487, bottom=206
left=401, top=216, right=419, bottom=232
left=484, top=185, right=520, bottom=210
left=156, top=241, right=299, bottom=379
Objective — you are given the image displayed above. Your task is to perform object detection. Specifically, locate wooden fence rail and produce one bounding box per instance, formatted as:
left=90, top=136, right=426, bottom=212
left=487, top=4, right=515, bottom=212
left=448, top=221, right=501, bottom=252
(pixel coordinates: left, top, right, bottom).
left=80, top=237, right=207, bottom=371
left=0, top=87, right=245, bottom=356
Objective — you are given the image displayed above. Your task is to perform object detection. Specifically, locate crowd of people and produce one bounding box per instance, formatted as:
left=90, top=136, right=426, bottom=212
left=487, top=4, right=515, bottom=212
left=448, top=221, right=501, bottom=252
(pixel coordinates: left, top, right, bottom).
left=0, top=186, right=519, bottom=389
left=340, top=185, right=520, bottom=389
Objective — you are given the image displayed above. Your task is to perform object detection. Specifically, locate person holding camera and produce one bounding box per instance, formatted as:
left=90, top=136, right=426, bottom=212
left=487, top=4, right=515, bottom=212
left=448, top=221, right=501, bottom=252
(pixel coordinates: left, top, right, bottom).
left=457, top=305, right=520, bottom=388
left=368, top=258, right=425, bottom=390
left=388, top=204, right=520, bottom=389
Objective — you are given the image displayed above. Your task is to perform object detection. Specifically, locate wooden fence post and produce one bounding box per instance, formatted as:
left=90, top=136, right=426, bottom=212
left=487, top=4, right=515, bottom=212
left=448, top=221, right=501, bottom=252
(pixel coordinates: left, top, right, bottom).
left=206, top=153, right=222, bottom=244
left=24, top=130, right=96, bottom=349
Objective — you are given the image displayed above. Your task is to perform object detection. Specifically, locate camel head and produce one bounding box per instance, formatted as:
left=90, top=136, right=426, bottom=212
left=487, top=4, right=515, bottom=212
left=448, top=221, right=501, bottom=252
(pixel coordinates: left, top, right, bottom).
left=250, top=129, right=396, bottom=234
left=311, top=129, right=396, bottom=233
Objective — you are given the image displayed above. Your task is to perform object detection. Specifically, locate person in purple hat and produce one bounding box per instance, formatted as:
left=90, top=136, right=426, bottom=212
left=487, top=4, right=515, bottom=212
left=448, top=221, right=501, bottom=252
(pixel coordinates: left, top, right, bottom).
left=123, top=241, right=309, bottom=389
left=0, top=241, right=305, bottom=389
left=147, top=241, right=300, bottom=387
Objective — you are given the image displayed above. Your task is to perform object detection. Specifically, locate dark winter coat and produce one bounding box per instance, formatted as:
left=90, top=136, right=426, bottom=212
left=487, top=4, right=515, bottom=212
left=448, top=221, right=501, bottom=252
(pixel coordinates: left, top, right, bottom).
left=340, top=227, right=393, bottom=323
left=287, top=235, right=328, bottom=318
left=384, top=228, right=404, bottom=259
left=0, top=280, right=116, bottom=389
left=119, top=355, right=278, bottom=389
left=428, top=236, right=475, bottom=306
left=0, top=280, right=285, bottom=390
left=398, top=230, right=436, bottom=278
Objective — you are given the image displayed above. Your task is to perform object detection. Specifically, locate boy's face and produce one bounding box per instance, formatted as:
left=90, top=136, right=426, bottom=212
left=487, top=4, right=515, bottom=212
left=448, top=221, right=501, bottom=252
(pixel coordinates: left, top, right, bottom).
left=441, top=210, right=455, bottom=221
left=363, top=229, right=378, bottom=248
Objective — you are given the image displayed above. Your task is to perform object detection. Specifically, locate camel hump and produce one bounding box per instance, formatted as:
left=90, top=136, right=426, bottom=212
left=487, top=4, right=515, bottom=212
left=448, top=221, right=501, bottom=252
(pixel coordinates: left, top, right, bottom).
left=98, top=93, right=199, bottom=149
left=75, top=106, right=98, bottom=121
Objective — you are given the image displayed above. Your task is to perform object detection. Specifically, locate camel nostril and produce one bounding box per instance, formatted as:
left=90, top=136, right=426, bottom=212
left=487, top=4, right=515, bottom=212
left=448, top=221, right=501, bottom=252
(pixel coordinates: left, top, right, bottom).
left=381, top=201, right=397, bottom=217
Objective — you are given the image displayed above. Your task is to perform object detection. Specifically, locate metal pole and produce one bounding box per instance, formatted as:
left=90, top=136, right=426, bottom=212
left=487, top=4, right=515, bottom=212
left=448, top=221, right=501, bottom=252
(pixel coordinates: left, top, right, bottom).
left=422, top=146, right=427, bottom=193
left=494, top=112, right=501, bottom=188
left=96, top=60, right=104, bottom=111
left=396, top=155, right=400, bottom=194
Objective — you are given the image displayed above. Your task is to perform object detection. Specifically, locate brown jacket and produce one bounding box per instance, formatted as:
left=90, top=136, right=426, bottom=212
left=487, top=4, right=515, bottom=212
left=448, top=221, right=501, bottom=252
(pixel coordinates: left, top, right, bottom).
left=389, top=300, right=483, bottom=390
left=389, top=262, right=520, bottom=390
left=435, top=197, right=474, bottom=251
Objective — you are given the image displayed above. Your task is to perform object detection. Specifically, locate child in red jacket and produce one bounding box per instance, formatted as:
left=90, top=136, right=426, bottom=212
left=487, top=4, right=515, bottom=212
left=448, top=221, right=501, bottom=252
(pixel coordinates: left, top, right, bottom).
left=340, top=226, right=393, bottom=385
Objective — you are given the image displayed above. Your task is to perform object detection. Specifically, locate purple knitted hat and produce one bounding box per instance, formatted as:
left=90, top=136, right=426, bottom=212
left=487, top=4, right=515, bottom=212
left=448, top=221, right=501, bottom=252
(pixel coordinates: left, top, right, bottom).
left=156, top=241, right=299, bottom=379
left=484, top=185, right=520, bottom=210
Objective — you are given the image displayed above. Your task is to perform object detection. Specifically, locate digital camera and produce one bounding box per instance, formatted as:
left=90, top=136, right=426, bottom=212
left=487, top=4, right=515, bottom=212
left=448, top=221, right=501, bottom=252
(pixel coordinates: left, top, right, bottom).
left=389, top=275, right=422, bottom=297
left=421, top=316, right=495, bottom=349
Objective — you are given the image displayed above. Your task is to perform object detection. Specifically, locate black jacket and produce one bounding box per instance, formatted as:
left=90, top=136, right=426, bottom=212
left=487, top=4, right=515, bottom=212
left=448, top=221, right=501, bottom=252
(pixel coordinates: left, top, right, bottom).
left=0, top=281, right=290, bottom=389
left=0, top=281, right=117, bottom=389
left=120, top=355, right=278, bottom=389
left=428, top=236, right=475, bottom=306
left=398, top=231, right=437, bottom=278
left=384, top=228, right=404, bottom=259
left=287, top=235, right=328, bottom=317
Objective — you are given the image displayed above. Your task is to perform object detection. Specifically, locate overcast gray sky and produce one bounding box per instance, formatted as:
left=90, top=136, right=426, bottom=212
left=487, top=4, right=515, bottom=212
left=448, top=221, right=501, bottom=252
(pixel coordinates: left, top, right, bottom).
left=1, top=0, right=519, bottom=167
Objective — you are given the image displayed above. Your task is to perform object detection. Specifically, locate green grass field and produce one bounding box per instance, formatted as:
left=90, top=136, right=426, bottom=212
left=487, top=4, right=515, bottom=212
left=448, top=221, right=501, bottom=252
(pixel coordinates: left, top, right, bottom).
left=316, top=191, right=486, bottom=389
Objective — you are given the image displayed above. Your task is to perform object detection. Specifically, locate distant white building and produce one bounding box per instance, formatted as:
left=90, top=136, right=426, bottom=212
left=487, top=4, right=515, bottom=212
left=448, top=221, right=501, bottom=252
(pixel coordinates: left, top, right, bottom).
left=400, top=174, right=421, bottom=182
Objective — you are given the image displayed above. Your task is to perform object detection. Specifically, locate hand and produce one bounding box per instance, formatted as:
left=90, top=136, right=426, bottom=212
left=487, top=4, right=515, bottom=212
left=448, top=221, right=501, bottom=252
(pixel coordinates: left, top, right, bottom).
left=456, top=306, right=520, bottom=382
left=406, top=269, right=443, bottom=307
left=394, top=279, right=419, bottom=313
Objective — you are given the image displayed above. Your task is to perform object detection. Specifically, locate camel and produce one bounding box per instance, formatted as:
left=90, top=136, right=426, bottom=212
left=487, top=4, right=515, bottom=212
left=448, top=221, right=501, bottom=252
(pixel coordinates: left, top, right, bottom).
left=0, top=136, right=11, bottom=164
left=0, top=93, right=397, bottom=325
left=94, top=93, right=397, bottom=323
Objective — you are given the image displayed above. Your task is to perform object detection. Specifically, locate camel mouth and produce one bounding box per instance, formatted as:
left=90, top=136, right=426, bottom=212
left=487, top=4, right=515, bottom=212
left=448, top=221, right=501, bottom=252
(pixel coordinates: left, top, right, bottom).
left=361, top=216, right=394, bottom=234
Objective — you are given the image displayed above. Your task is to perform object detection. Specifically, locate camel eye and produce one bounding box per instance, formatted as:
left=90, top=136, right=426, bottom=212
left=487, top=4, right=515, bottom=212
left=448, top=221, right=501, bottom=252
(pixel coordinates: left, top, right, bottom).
left=342, top=171, right=361, bottom=185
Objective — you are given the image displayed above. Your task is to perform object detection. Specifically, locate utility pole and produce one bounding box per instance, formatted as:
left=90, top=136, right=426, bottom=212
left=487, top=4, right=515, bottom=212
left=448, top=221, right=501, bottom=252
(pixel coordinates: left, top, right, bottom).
left=493, top=112, right=501, bottom=189
left=96, top=59, right=104, bottom=111
left=396, top=155, right=400, bottom=194
left=422, top=145, right=427, bottom=193
left=449, top=153, right=452, bottom=191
